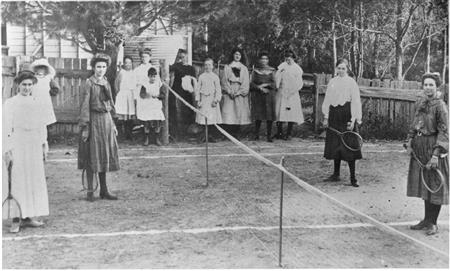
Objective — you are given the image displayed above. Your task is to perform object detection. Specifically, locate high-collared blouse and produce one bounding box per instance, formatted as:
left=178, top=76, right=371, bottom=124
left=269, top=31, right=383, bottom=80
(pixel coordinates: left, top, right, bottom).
left=322, top=75, right=362, bottom=124
left=408, top=97, right=449, bottom=154
left=79, top=75, right=115, bottom=129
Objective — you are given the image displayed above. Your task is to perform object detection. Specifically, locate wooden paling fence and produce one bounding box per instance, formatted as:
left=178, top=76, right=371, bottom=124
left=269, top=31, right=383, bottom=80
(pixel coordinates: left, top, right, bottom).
left=2, top=56, right=169, bottom=143
left=2, top=55, right=428, bottom=140
left=314, top=74, right=423, bottom=139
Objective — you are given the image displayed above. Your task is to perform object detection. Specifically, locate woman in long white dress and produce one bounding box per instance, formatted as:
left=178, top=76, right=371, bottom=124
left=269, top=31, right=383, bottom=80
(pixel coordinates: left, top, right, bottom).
left=3, top=71, right=49, bottom=233
left=273, top=50, right=304, bottom=140
left=220, top=48, right=251, bottom=138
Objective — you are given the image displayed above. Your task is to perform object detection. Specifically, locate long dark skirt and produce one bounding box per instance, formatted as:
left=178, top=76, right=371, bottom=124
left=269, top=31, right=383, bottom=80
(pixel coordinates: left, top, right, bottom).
left=407, top=135, right=449, bottom=205
left=324, top=102, right=362, bottom=161
left=250, top=91, right=274, bottom=121
left=78, top=111, right=120, bottom=172
left=168, top=91, right=195, bottom=137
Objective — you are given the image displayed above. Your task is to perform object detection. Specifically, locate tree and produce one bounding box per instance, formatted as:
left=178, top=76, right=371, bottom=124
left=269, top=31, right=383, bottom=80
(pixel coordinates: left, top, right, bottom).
left=1, top=0, right=181, bottom=92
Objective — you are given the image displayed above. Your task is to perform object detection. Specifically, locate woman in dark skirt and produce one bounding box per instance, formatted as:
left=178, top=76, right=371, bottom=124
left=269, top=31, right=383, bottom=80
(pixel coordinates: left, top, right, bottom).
left=406, top=73, right=448, bottom=235
left=250, top=51, right=276, bottom=142
left=78, top=53, right=120, bottom=202
left=322, top=59, right=362, bottom=187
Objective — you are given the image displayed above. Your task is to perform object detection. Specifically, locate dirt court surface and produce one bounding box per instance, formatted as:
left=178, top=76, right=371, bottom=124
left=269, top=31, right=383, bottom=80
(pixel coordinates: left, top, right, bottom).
left=2, top=138, right=449, bottom=268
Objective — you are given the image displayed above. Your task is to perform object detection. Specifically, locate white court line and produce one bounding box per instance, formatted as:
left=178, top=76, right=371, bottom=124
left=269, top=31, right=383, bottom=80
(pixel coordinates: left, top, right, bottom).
left=48, top=143, right=404, bottom=154
left=3, top=220, right=449, bottom=242
left=46, top=150, right=405, bottom=163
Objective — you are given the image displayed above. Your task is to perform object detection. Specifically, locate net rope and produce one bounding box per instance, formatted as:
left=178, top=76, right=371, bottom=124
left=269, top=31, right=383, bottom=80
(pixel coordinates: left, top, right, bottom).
left=163, top=82, right=448, bottom=258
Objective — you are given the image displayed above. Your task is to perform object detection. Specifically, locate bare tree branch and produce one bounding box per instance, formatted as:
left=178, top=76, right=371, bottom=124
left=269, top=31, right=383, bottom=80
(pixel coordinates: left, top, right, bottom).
left=402, top=26, right=427, bottom=77
left=400, top=3, right=420, bottom=39
left=334, top=20, right=396, bottom=41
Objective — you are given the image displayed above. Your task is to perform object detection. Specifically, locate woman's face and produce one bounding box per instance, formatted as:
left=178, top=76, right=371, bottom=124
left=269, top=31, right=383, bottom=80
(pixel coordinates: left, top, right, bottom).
left=423, top=78, right=437, bottom=98
left=18, top=79, right=34, bottom=96
left=94, top=61, right=108, bottom=78
left=141, top=53, right=151, bottom=64
left=34, top=67, right=47, bottom=78
left=259, top=56, right=269, bottom=66
left=204, top=60, right=213, bottom=72
left=233, top=51, right=242, bottom=62
left=123, top=58, right=133, bottom=71
left=178, top=53, right=187, bottom=64
left=285, top=56, right=294, bottom=65
left=336, top=63, right=347, bottom=77
left=148, top=74, right=157, bottom=84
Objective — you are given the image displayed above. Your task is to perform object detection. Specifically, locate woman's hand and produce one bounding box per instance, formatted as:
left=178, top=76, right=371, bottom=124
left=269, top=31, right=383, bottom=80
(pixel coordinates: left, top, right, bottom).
left=427, top=155, right=439, bottom=170
left=81, top=129, right=89, bottom=142
left=113, top=126, right=118, bottom=137
left=347, top=121, right=355, bottom=131
left=405, top=140, right=413, bottom=156
left=323, top=118, right=328, bottom=128
left=196, top=101, right=202, bottom=108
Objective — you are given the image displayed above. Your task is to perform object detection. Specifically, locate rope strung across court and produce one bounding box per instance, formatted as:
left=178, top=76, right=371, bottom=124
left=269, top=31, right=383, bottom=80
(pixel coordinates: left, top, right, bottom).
left=163, top=82, right=448, bottom=258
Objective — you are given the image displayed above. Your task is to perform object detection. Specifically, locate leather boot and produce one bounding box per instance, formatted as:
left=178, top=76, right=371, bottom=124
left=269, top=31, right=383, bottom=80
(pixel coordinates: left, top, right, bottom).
left=155, top=132, right=162, bottom=146
left=99, top=172, right=118, bottom=200
left=86, top=169, right=95, bottom=202
left=125, top=121, right=133, bottom=140
left=273, top=122, right=283, bottom=139
left=143, top=133, right=150, bottom=146
left=253, top=120, right=261, bottom=140
left=266, top=121, right=273, bottom=142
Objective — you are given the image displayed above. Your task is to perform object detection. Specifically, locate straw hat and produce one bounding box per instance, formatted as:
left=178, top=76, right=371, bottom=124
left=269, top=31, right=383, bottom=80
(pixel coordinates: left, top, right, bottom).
left=30, top=58, right=56, bottom=78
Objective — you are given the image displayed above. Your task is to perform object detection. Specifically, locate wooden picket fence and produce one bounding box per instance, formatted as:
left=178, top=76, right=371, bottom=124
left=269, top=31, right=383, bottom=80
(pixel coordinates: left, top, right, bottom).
left=2, top=56, right=169, bottom=142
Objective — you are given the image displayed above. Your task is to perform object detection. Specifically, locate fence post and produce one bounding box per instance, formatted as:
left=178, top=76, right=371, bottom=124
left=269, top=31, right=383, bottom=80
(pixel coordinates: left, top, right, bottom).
left=159, top=59, right=169, bottom=145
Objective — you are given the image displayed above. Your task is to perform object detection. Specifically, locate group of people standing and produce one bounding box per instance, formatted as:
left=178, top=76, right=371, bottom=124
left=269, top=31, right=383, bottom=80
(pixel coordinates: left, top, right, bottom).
left=2, top=47, right=447, bottom=237
left=185, top=48, right=305, bottom=143
left=114, top=48, right=165, bottom=146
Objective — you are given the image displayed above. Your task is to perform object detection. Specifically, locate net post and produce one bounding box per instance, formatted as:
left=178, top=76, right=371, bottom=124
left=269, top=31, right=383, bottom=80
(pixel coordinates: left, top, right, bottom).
left=204, top=117, right=209, bottom=187
left=279, top=156, right=285, bottom=267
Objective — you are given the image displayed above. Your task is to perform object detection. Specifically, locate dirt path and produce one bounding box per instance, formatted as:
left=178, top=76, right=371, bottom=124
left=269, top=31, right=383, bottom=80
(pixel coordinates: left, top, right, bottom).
left=2, top=139, right=449, bottom=268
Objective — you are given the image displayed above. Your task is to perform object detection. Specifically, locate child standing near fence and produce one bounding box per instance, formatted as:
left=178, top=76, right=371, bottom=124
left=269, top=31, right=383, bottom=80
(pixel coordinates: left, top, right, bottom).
left=114, top=55, right=137, bottom=140
left=195, top=58, right=222, bottom=142
left=30, top=58, right=60, bottom=126
left=136, top=67, right=165, bottom=146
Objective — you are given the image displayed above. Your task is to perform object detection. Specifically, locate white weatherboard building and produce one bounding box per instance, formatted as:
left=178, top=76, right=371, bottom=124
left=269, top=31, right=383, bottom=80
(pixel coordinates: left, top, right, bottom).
left=2, top=20, right=192, bottom=66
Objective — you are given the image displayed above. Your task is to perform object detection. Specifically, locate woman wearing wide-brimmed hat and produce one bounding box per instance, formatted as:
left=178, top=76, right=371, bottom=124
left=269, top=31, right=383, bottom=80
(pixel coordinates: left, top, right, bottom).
left=3, top=71, right=50, bottom=233
left=78, top=53, right=120, bottom=202
left=30, top=58, right=60, bottom=126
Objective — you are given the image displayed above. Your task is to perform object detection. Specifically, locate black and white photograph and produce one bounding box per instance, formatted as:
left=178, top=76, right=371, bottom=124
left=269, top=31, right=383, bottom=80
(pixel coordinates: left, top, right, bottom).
left=1, top=0, right=449, bottom=268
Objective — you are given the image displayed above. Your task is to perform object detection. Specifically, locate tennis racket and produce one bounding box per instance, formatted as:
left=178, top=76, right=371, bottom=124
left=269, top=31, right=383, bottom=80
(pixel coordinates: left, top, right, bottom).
left=81, top=169, right=99, bottom=192
left=403, top=144, right=447, bottom=194
left=327, top=126, right=363, bottom=152
left=2, top=162, right=22, bottom=220
left=79, top=139, right=98, bottom=192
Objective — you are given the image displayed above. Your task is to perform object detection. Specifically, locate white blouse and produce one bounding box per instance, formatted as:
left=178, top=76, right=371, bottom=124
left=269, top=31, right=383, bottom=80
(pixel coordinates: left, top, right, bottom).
left=322, top=75, right=362, bottom=124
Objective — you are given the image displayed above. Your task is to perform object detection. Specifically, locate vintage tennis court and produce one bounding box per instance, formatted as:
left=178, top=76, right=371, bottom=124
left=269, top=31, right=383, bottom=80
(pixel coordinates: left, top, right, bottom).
left=2, top=140, right=449, bottom=268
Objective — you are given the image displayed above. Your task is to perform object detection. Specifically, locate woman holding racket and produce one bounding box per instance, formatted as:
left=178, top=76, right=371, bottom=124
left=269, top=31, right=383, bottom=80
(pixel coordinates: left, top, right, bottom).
left=78, top=53, right=120, bottom=202
left=322, top=59, right=362, bottom=187
left=3, top=70, right=49, bottom=233
left=406, top=73, right=448, bottom=236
